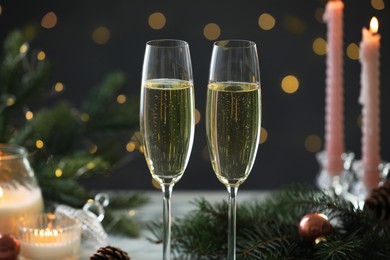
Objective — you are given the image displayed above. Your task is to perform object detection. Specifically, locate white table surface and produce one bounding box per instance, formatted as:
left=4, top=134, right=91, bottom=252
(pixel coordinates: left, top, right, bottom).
left=81, top=190, right=268, bottom=260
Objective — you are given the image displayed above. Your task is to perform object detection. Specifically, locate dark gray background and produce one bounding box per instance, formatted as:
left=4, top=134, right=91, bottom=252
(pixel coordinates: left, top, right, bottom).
left=0, top=0, right=389, bottom=191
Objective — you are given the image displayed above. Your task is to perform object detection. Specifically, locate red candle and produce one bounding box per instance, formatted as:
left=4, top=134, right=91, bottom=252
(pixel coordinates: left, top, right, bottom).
left=359, top=17, right=381, bottom=190
left=324, top=0, right=345, bottom=176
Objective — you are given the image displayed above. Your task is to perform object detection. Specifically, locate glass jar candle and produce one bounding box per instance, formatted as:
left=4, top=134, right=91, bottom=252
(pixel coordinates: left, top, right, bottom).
left=0, top=144, right=44, bottom=235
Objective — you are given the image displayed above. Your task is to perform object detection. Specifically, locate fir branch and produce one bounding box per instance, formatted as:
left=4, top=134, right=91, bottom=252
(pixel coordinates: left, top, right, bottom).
left=0, top=30, right=50, bottom=104
left=79, top=72, right=139, bottom=139
left=108, top=192, right=149, bottom=209
left=31, top=152, right=113, bottom=208
left=103, top=209, right=141, bottom=237
left=39, top=176, right=89, bottom=208
left=39, top=152, right=111, bottom=179
left=0, top=30, right=51, bottom=141
left=82, top=72, right=126, bottom=117
left=238, top=221, right=298, bottom=259
left=18, top=101, right=80, bottom=156
left=148, top=185, right=390, bottom=259
left=96, top=193, right=149, bottom=237
left=312, top=232, right=365, bottom=260
left=0, top=28, right=146, bottom=240
left=84, top=101, right=139, bottom=133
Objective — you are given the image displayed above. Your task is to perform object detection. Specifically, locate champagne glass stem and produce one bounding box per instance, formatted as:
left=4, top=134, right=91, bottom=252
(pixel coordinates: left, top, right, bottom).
left=162, top=184, right=173, bottom=260
left=227, top=186, right=238, bottom=260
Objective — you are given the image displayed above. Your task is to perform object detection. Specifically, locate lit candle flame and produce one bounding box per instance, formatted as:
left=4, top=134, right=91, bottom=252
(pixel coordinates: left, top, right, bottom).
left=369, top=17, right=379, bottom=34
left=33, top=228, right=62, bottom=243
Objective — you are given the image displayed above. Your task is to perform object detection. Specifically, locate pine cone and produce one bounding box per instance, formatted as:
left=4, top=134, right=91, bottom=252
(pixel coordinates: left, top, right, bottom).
left=90, top=245, right=130, bottom=260
left=364, top=180, right=390, bottom=222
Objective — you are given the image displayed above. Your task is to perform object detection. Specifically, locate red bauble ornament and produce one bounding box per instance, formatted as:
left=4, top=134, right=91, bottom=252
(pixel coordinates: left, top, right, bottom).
left=0, top=234, right=20, bottom=260
left=298, top=212, right=332, bottom=243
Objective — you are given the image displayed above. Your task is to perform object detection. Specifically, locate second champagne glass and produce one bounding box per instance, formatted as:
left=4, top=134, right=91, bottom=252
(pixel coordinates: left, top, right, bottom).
left=140, top=39, right=195, bottom=260
left=206, top=40, right=262, bottom=260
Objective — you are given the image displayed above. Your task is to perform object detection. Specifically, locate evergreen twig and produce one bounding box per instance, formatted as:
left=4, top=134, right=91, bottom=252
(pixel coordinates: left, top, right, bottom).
left=148, top=185, right=390, bottom=259
left=0, top=29, right=147, bottom=238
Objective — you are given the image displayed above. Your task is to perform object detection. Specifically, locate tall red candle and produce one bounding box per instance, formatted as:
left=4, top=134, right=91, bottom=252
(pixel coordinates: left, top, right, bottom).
left=323, top=0, right=345, bottom=176
left=359, top=17, right=381, bottom=190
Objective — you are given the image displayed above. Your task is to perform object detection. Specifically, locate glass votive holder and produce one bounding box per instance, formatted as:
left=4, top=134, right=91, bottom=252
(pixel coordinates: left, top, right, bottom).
left=316, top=150, right=355, bottom=195
left=17, top=213, right=82, bottom=260
left=342, top=160, right=390, bottom=209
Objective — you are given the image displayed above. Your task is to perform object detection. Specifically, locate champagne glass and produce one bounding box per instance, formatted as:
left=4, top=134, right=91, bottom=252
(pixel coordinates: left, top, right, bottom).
left=140, top=39, right=195, bottom=259
left=206, top=40, right=262, bottom=259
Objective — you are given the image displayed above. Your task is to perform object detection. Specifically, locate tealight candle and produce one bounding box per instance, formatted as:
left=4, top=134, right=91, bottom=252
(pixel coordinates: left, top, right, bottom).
left=18, top=213, right=82, bottom=260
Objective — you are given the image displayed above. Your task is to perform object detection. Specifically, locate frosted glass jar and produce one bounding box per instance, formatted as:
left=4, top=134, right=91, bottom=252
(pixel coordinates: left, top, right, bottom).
left=0, top=144, right=44, bottom=235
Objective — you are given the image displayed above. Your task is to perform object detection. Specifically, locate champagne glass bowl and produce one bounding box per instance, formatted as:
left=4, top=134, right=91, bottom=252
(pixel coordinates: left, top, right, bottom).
left=206, top=39, right=262, bottom=260
left=140, top=39, right=195, bottom=260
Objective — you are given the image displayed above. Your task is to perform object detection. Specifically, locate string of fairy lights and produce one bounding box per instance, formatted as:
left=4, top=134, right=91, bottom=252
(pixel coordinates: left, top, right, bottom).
left=0, top=0, right=386, bottom=189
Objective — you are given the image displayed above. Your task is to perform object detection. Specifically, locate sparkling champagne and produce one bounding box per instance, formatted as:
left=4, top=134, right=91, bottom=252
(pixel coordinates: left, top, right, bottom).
left=141, top=79, right=195, bottom=185
left=206, top=82, right=261, bottom=187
